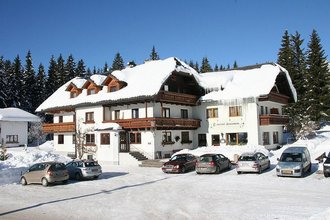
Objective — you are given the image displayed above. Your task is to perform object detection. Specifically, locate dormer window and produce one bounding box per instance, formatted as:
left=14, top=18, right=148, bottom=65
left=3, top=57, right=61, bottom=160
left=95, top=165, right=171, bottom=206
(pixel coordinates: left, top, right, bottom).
left=87, top=88, right=96, bottom=95
left=109, top=86, right=118, bottom=92
left=70, top=92, right=78, bottom=98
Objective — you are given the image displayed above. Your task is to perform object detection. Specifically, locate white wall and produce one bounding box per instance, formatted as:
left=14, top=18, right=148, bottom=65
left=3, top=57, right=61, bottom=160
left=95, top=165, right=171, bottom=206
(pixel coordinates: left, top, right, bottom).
left=53, top=133, right=75, bottom=153
left=97, top=130, right=120, bottom=164
left=0, top=121, right=28, bottom=147
left=54, top=112, right=74, bottom=123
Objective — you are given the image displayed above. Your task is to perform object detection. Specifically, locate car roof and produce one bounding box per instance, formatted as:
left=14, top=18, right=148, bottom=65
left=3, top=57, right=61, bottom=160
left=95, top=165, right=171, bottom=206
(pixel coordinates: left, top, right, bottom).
left=283, top=147, right=307, bottom=153
left=200, top=153, right=217, bottom=157
left=240, top=152, right=256, bottom=156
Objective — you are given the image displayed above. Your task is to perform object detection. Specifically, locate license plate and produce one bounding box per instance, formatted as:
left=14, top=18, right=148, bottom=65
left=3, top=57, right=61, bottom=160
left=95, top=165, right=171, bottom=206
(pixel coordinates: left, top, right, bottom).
left=282, top=170, right=293, bottom=174
left=92, top=169, right=98, bottom=172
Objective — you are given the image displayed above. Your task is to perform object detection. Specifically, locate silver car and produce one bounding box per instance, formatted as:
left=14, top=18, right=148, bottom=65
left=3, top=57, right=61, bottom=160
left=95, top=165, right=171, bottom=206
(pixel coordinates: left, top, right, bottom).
left=66, top=160, right=102, bottom=180
left=196, top=154, right=231, bottom=174
left=236, top=152, right=270, bottom=174
left=276, top=146, right=311, bottom=177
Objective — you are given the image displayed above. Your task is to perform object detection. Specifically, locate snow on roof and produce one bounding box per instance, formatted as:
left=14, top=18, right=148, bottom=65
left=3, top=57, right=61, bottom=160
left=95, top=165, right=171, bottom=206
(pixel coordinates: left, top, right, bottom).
left=36, top=57, right=199, bottom=112
left=90, top=74, right=107, bottom=86
left=198, top=63, right=297, bottom=102
left=0, top=108, right=40, bottom=122
left=72, top=78, right=87, bottom=89
left=94, top=123, right=122, bottom=131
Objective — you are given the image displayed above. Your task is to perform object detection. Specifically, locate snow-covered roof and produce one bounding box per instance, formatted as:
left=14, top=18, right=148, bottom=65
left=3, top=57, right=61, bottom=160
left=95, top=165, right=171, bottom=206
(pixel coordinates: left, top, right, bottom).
left=0, top=108, right=40, bottom=122
left=36, top=57, right=199, bottom=112
left=36, top=58, right=296, bottom=112
left=198, top=63, right=297, bottom=102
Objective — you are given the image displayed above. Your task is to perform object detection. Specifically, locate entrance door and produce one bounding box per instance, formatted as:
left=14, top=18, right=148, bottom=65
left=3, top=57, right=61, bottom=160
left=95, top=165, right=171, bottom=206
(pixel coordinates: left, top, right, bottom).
left=119, top=131, right=129, bottom=152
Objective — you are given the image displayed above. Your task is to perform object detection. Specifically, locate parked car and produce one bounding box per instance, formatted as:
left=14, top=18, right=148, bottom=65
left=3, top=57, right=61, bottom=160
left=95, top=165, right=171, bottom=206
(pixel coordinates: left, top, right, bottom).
left=236, top=152, right=270, bottom=174
left=162, top=154, right=197, bottom=173
left=323, top=156, right=330, bottom=177
left=276, top=146, right=311, bottom=177
left=66, top=160, right=102, bottom=180
left=20, top=162, right=69, bottom=186
left=196, top=153, right=231, bottom=174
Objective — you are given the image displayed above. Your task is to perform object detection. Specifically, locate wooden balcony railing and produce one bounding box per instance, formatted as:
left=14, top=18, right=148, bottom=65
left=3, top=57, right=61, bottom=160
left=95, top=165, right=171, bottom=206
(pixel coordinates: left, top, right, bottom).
left=104, top=117, right=201, bottom=130
left=42, top=122, right=75, bottom=133
left=157, top=91, right=199, bottom=105
left=259, top=115, right=289, bottom=126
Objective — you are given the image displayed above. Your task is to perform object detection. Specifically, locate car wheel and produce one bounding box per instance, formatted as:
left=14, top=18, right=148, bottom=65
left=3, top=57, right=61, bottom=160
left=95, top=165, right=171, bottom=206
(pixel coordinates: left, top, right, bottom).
left=237, top=171, right=241, bottom=175
left=42, top=178, right=48, bottom=187
left=93, top=175, right=99, bottom=179
left=227, top=162, right=231, bottom=170
left=20, top=177, right=27, bottom=185
left=324, top=173, right=329, bottom=178
left=181, top=166, right=186, bottom=173
left=258, top=166, right=262, bottom=174
left=63, top=180, right=68, bottom=184
left=75, top=173, right=82, bottom=180
left=267, top=161, right=271, bottom=169
left=196, top=171, right=200, bottom=175
left=215, top=166, right=220, bottom=174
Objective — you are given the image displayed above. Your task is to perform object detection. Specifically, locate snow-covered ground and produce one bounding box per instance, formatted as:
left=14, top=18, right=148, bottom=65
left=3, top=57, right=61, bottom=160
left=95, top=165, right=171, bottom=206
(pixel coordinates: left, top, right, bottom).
left=0, top=128, right=330, bottom=220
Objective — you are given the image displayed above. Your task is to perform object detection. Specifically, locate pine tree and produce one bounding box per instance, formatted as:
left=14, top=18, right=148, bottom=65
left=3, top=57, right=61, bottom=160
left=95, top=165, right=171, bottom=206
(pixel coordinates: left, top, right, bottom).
left=45, top=55, right=58, bottom=99
left=65, top=54, right=76, bottom=81
left=194, top=62, right=199, bottom=72
left=214, top=64, right=219, bottom=71
left=76, top=59, right=86, bottom=78
left=3, top=59, right=12, bottom=107
left=103, top=62, right=109, bottom=73
left=111, top=52, right=124, bottom=71
left=10, top=55, right=24, bottom=107
left=0, top=56, right=7, bottom=107
left=304, top=30, right=329, bottom=122
left=200, top=57, right=213, bottom=73
left=35, top=63, right=46, bottom=108
left=22, top=50, right=37, bottom=112
left=277, top=30, right=294, bottom=75
left=57, top=54, right=66, bottom=85
left=85, top=68, right=92, bottom=78
left=233, top=61, right=238, bottom=69
left=149, top=46, right=160, bottom=60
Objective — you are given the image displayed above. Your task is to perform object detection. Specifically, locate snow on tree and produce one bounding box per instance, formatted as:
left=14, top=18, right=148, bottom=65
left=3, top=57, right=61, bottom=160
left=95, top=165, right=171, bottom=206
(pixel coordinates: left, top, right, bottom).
left=28, top=121, right=45, bottom=146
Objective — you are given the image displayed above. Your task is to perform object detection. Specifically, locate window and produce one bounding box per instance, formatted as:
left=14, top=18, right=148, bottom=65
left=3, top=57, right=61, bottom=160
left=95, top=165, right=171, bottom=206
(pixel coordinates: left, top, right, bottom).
left=130, top=132, right=141, bottom=144
left=263, top=132, right=270, bottom=145
left=229, top=106, right=242, bottom=117
left=109, top=86, right=117, bottom=92
left=265, top=107, right=269, bottom=114
left=114, top=110, right=120, bottom=120
left=132, top=109, right=139, bottom=119
left=181, top=109, right=188, bottom=119
left=6, top=135, right=18, bottom=143
left=226, top=133, right=248, bottom=145
left=86, top=134, right=95, bottom=145
left=206, top=108, right=218, bottom=118
left=70, top=92, right=78, bottom=98
left=72, top=134, right=76, bottom=144
left=87, top=88, right=96, bottom=95
left=212, top=134, right=220, bottom=146
left=58, top=135, right=64, bottom=144
left=260, top=106, right=264, bottom=115
left=181, top=131, right=190, bottom=143
left=101, top=133, right=110, bottom=145
left=273, top=131, right=279, bottom=144
left=85, top=112, right=94, bottom=123
left=58, top=115, right=63, bottom=123
left=162, top=108, right=170, bottom=118
left=198, top=134, right=207, bottom=146
left=162, top=131, right=173, bottom=144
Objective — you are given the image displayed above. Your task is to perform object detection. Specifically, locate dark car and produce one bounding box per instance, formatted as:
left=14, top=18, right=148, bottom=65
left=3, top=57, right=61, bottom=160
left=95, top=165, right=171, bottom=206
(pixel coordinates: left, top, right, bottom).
left=162, top=154, right=197, bottom=173
left=323, top=156, right=330, bottom=177
left=66, top=160, right=102, bottom=180
left=20, top=162, right=69, bottom=186
left=196, top=153, right=231, bottom=174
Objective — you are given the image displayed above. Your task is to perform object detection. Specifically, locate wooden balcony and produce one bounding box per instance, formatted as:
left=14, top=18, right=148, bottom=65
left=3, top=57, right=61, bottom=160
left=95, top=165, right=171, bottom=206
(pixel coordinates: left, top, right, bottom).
left=156, top=91, right=199, bottom=106
left=259, top=115, right=289, bottom=126
left=104, top=117, right=201, bottom=130
left=258, top=92, right=290, bottom=105
left=43, top=122, right=75, bottom=133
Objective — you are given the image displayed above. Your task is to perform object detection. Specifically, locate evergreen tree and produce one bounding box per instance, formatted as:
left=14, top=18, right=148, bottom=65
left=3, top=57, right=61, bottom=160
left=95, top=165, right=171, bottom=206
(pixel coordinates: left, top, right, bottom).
left=103, top=62, right=109, bottom=73
left=35, top=63, right=46, bottom=108
left=149, top=46, right=160, bottom=60
left=45, top=55, right=58, bottom=99
left=188, top=60, right=194, bottom=69
left=85, top=68, right=92, bottom=78
left=76, top=59, right=86, bottom=78
left=277, top=30, right=294, bottom=75
left=10, top=55, right=24, bottom=107
left=226, top=64, right=230, bottom=70
left=220, top=65, right=224, bottom=70
left=65, top=54, right=76, bottom=81
left=22, top=51, right=37, bottom=112
left=214, top=64, right=219, bottom=71
left=304, top=30, right=329, bottom=122
left=0, top=56, right=7, bottom=107
left=200, top=57, right=213, bottom=73
left=57, top=54, right=66, bottom=85
left=2, top=59, right=12, bottom=107
left=193, top=62, right=199, bottom=72
left=233, top=61, right=238, bottom=69
left=111, top=52, right=124, bottom=71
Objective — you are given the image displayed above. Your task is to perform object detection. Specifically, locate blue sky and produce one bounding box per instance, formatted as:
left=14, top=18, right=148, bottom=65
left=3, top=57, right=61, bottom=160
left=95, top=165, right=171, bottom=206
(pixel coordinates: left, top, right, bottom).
left=1, top=0, right=329, bottom=70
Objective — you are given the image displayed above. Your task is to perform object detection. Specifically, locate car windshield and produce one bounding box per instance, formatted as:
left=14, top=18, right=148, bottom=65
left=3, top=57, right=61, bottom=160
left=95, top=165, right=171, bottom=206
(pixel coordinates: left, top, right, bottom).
left=280, top=153, right=302, bottom=162
left=84, top=161, right=99, bottom=167
left=170, top=155, right=187, bottom=161
left=199, top=156, right=213, bottom=162
left=238, top=156, right=256, bottom=161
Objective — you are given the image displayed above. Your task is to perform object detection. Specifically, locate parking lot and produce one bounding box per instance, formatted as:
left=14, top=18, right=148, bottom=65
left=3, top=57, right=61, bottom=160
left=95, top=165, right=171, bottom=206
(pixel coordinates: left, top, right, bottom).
left=0, top=163, right=329, bottom=220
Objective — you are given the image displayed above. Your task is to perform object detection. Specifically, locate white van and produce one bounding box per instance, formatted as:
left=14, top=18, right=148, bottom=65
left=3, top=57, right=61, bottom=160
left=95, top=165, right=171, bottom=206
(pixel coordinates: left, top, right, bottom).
left=276, top=146, right=311, bottom=177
